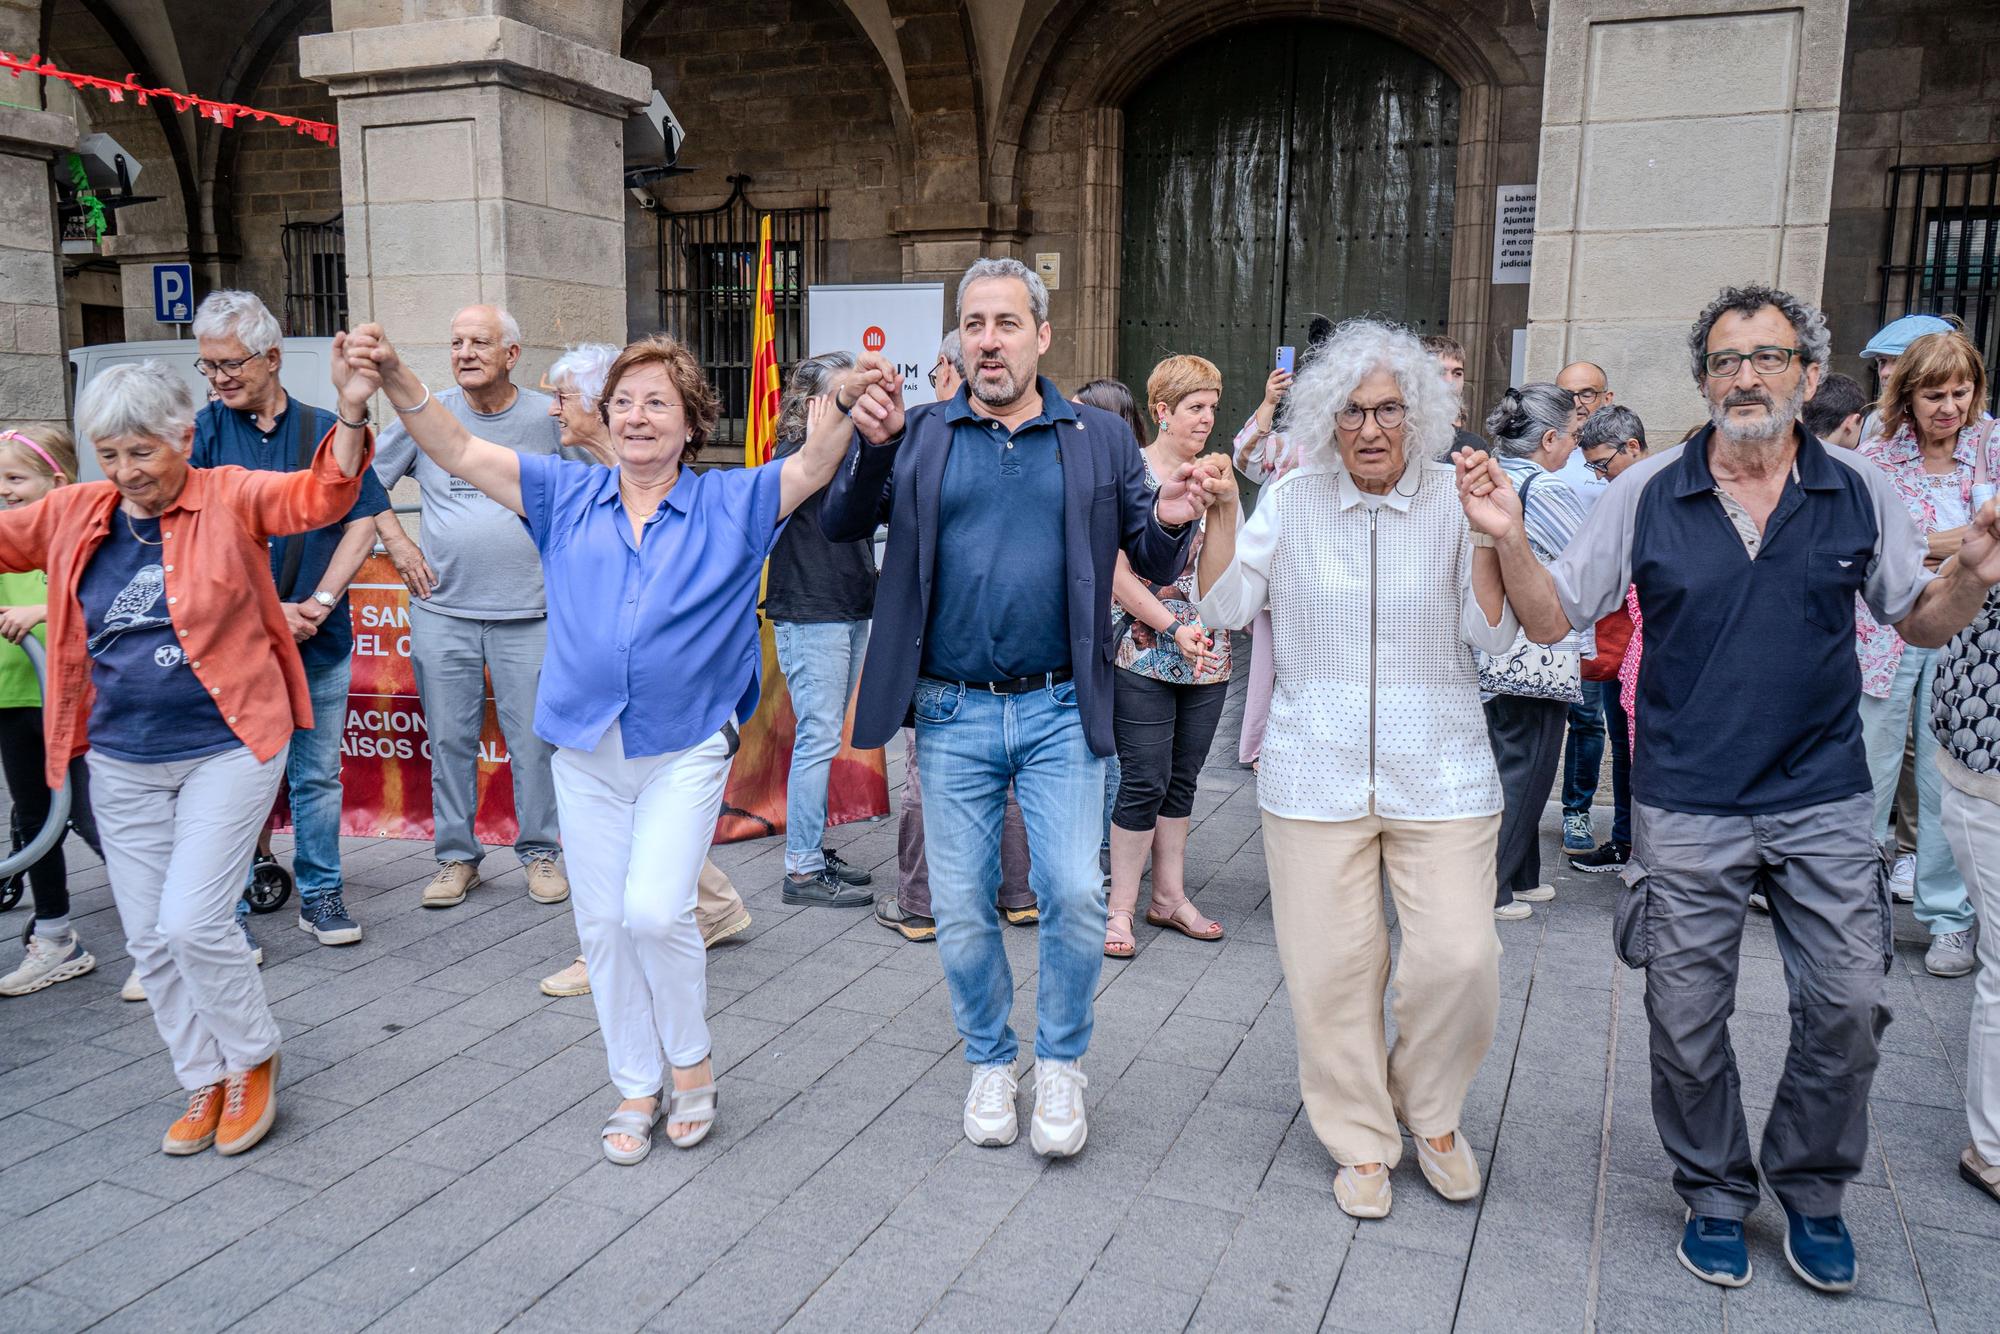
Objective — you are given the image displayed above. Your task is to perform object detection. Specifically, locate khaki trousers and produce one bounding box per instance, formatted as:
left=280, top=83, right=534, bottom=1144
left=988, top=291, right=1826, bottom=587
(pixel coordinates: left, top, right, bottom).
left=696, top=859, right=744, bottom=926
left=1262, top=809, right=1502, bottom=1168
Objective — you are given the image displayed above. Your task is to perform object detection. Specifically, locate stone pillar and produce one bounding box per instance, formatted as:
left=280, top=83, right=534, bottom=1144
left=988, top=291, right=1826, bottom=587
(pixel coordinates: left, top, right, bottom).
left=1526, top=0, right=1848, bottom=428
left=300, top=1, right=650, bottom=391
left=0, top=104, right=77, bottom=431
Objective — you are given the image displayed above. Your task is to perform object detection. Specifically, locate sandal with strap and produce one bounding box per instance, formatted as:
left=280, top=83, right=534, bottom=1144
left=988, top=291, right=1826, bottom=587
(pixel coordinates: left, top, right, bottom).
left=1147, top=899, right=1224, bottom=942
left=1104, top=909, right=1136, bottom=959
left=601, top=1096, right=663, bottom=1166
left=666, top=1082, right=719, bottom=1148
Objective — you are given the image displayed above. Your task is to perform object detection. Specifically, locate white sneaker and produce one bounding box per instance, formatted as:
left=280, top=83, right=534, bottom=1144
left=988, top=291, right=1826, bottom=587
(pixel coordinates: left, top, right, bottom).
left=1748, top=892, right=1770, bottom=915
left=963, top=1063, right=1018, bottom=1147
left=122, top=966, right=146, bottom=1002
left=1494, top=901, right=1532, bottom=921
left=1515, top=884, right=1556, bottom=903
left=1889, top=854, right=1916, bottom=904
left=0, top=930, right=96, bottom=996
left=1030, top=1060, right=1089, bottom=1158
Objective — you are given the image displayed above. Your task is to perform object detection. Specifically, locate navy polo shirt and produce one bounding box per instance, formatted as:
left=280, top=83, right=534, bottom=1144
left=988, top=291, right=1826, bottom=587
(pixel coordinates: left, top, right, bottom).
left=920, top=389, right=1072, bottom=682
left=192, top=398, right=391, bottom=672
left=1544, top=426, right=1933, bottom=816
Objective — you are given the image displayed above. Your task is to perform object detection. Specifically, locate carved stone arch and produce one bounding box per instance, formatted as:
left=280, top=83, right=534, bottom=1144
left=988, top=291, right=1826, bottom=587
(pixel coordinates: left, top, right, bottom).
left=199, top=0, right=329, bottom=268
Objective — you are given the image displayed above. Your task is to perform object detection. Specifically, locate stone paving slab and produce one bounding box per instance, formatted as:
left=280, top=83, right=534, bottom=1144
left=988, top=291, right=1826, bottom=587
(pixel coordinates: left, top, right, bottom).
left=1, top=670, right=1996, bottom=1330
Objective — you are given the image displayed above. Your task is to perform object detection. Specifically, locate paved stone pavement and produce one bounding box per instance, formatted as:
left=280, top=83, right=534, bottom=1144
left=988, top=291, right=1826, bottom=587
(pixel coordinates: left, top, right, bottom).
left=2, top=676, right=1997, bottom=1333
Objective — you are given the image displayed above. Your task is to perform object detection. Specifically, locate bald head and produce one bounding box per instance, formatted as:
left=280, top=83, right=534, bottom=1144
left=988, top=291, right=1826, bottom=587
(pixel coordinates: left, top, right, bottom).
left=449, top=304, right=524, bottom=397
left=1556, top=360, right=1611, bottom=422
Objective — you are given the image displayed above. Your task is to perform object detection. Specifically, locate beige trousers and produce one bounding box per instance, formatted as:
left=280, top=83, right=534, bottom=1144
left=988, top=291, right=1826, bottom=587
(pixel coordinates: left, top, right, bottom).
left=1262, top=808, right=1502, bottom=1168
left=696, top=859, right=745, bottom=926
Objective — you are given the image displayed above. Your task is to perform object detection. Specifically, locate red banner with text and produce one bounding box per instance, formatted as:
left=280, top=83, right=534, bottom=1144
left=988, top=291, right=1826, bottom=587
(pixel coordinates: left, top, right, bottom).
left=326, top=554, right=889, bottom=844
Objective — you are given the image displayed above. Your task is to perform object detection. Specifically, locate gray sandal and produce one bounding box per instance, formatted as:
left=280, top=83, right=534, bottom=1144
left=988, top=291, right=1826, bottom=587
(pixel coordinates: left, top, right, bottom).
left=601, top=1098, right=662, bottom=1166
left=666, top=1082, right=719, bottom=1148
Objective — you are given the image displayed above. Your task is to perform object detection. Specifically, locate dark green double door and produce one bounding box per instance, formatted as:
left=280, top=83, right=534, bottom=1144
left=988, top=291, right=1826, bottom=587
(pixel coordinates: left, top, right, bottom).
left=1118, top=21, right=1460, bottom=427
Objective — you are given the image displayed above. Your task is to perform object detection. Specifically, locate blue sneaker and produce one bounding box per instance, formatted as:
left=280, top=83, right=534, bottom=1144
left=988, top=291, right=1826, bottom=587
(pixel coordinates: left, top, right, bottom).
left=1677, top=1212, right=1752, bottom=1287
left=1562, top=810, right=1595, bottom=851
left=298, top=890, right=363, bottom=946
left=1782, top=1205, right=1856, bottom=1293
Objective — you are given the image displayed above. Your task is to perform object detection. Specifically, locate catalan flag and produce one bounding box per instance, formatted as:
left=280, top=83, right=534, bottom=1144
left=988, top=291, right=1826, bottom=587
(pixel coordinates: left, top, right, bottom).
left=744, top=214, right=781, bottom=467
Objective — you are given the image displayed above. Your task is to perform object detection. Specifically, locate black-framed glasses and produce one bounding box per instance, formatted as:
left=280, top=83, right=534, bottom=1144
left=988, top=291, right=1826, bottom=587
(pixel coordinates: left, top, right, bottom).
left=1703, top=346, right=1803, bottom=379
left=1583, top=452, right=1618, bottom=479
left=927, top=362, right=948, bottom=390
left=1335, top=401, right=1406, bottom=431
left=194, top=356, right=255, bottom=379
left=1572, top=387, right=1604, bottom=406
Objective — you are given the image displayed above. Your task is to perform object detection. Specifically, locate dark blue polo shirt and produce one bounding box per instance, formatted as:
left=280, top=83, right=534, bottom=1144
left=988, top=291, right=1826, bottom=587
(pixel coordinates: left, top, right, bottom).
left=192, top=398, right=391, bottom=672
left=1545, top=426, right=1933, bottom=816
left=920, top=387, right=1072, bottom=682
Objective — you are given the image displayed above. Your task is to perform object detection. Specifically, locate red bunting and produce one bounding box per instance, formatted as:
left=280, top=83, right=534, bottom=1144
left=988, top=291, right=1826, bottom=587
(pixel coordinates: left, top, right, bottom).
left=1, top=50, right=338, bottom=145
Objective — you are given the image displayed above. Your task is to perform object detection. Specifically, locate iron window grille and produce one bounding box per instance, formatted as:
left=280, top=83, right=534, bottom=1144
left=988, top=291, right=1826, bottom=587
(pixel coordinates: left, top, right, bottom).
left=657, top=176, right=826, bottom=455
left=1877, top=160, right=1999, bottom=410
left=281, top=212, right=347, bottom=337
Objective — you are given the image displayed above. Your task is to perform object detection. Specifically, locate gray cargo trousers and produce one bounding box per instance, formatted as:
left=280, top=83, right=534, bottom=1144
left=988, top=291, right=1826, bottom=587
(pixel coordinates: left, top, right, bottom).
left=1619, top=792, right=1892, bottom=1219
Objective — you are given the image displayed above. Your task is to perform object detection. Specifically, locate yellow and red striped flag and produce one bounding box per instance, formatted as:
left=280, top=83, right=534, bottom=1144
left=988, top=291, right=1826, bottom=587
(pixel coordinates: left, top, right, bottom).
left=744, top=214, right=781, bottom=467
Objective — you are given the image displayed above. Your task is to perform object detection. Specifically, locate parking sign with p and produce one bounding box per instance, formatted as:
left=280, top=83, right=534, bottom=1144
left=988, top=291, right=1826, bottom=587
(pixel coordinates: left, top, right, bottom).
left=152, top=263, right=193, bottom=325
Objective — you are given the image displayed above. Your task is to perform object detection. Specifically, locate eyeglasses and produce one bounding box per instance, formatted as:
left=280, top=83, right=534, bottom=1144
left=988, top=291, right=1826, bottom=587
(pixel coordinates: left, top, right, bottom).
left=1703, top=346, right=1803, bottom=379
left=1335, top=401, right=1406, bottom=431
left=606, top=395, right=684, bottom=418
left=1583, top=453, right=1618, bottom=479
left=1571, top=387, right=1604, bottom=406
left=927, top=363, right=949, bottom=390
left=194, top=356, right=256, bottom=379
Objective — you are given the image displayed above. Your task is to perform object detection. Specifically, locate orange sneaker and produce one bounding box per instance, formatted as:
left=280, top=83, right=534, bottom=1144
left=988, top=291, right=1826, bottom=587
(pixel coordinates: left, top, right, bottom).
left=215, top=1053, right=280, bottom=1157
left=162, top=1082, right=225, bottom=1155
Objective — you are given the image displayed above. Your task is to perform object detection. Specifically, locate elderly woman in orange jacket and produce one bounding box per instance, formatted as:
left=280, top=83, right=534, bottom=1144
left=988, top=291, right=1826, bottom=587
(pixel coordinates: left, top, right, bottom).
left=0, top=351, right=376, bottom=1159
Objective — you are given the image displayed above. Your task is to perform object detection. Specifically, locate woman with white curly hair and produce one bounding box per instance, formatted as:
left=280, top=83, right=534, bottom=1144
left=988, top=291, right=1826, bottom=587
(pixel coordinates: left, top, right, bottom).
left=1196, top=318, right=1518, bottom=1220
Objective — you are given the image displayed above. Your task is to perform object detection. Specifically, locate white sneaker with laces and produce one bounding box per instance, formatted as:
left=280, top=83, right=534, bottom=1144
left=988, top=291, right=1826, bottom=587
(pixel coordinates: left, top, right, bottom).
left=1515, top=884, right=1556, bottom=903
left=1889, top=854, right=1916, bottom=904
left=1030, top=1060, right=1089, bottom=1158
left=963, top=1063, right=1018, bottom=1147
left=0, top=930, right=96, bottom=996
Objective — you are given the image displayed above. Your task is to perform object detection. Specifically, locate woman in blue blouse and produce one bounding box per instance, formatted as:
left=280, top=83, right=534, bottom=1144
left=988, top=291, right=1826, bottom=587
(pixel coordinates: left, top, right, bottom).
left=347, top=326, right=868, bottom=1163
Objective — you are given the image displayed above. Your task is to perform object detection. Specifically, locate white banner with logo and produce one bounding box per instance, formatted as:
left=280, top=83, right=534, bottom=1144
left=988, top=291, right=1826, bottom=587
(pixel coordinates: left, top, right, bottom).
left=807, top=283, right=948, bottom=406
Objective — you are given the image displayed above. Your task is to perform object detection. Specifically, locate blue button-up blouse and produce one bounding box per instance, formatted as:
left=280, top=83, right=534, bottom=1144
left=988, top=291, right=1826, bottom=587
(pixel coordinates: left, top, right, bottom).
left=518, top=453, right=785, bottom=757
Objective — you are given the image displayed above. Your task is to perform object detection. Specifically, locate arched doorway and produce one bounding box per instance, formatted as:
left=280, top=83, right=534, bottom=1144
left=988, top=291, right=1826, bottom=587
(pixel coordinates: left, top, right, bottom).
left=1118, top=21, right=1460, bottom=417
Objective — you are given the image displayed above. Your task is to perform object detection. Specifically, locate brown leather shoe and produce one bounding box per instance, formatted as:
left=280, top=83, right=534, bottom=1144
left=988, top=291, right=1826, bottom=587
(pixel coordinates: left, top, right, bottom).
left=162, top=1082, right=225, bottom=1155
left=422, top=860, right=479, bottom=908
left=1962, top=1143, right=2000, bottom=1204
left=215, top=1053, right=280, bottom=1156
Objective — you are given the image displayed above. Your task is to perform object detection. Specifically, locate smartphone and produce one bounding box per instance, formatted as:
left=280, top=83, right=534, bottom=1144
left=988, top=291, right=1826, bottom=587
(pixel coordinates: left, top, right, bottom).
left=1275, top=346, right=1296, bottom=374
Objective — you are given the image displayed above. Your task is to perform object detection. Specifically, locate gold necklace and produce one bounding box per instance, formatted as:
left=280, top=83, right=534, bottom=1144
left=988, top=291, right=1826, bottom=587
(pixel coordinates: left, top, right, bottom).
left=123, top=509, right=164, bottom=546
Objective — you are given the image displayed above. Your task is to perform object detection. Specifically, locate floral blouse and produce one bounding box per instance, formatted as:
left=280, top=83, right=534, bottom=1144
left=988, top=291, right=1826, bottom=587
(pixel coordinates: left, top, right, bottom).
left=1112, top=458, right=1233, bottom=685
left=1854, top=416, right=1999, bottom=697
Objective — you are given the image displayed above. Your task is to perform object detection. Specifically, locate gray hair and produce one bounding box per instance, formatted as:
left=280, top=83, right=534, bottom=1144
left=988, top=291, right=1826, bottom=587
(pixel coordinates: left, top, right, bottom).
left=955, top=258, right=1050, bottom=326
left=778, top=350, right=857, bottom=441
left=1576, top=404, right=1647, bottom=452
left=75, top=361, right=198, bottom=452
left=1485, top=383, right=1576, bottom=458
left=939, top=329, right=963, bottom=373
left=1686, top=283, right=1830, bottom=386
left=547, top=343, right=620, bottom=408
left=1280, top=318, right=1459, bottom=469
left=453, top=304, right=523, bottom=348
left=191, top=289, right=281, bottom=356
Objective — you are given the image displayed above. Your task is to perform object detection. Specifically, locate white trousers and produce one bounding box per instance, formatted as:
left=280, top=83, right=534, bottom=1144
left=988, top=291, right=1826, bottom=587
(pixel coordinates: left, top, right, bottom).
left=552, top=719, right=731, bottom=1098
left=88, top=744, right=288, bottom=1090
left=1941, top=780, right=2000, bottom=1161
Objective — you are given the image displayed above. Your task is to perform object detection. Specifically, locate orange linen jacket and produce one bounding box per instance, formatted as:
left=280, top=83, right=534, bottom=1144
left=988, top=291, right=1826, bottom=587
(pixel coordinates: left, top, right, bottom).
left=0, top=429, right=373, bottom=787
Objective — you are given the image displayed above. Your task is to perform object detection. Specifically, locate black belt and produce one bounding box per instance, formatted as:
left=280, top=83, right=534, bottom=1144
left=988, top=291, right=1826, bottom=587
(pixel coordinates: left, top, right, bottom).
left=939, top=669, right=1073, bottom=695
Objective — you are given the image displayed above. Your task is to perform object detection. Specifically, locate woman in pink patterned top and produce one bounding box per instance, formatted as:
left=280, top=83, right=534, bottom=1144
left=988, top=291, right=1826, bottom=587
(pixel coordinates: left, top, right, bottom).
left=1852, top=328, right=1994, bottom=975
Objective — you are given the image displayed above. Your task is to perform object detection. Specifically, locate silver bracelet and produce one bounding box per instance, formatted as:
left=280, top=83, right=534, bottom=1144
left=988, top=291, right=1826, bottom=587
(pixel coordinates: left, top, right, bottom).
left=336, top=409, right=369, bottom=430
left=392, top=384, right=432, bottom=416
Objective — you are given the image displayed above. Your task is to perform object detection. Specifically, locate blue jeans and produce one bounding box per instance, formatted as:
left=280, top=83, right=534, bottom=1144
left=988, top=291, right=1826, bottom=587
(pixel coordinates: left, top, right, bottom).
left=773, top=619, right=869, bottom=875
left=239, top=654, right=350, bottom=923
left=1859, top=645, right=1972, bottom=935
left=1561, top=680, right=1608, bottom=816
left=913, top=676, right=1107, bottom=1067
left=1604, top=684, right=1632, bottom=846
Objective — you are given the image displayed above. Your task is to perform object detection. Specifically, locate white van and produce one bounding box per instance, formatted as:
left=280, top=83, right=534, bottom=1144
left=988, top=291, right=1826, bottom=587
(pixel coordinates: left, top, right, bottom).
left=66, top=337, right=340, bottom=481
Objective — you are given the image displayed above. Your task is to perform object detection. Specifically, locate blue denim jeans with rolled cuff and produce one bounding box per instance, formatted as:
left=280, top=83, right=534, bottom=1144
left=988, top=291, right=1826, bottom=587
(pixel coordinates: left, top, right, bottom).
left=238, top=653, right=350, bottom=923
left=913, top=674, right=1107, bottom=1068
left=773, top=619, right=869, bottom=875
left=1561, top=680, right=1608, bottom=817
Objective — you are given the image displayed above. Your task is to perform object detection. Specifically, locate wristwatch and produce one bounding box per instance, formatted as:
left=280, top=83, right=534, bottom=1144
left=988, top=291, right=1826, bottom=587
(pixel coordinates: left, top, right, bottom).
left=311, top=590, right=340, bottom=609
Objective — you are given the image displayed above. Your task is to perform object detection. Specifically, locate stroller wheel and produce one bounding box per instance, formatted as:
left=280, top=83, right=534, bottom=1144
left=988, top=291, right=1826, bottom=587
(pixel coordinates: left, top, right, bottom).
left=0, top=872, right=22, bottom=913
left=245, top=854, right=294, bottom=913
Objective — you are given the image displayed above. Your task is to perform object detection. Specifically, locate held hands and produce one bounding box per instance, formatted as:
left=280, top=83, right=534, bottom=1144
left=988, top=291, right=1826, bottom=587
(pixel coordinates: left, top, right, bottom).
left=330, top=330, right=383, bottom=413
left=1453, top=447, right=1521, bottom=540
left=1171, top=622, right=1217, bottom=674
left=1156, top=454, right=1235, bottom=528
left=1958, top=498, right=2000, bottom=586
left=847, top=352, right=906, bottom=446
left=281, top=602, right=320, bottom=643
left=0, top=603, right=45, bottom=645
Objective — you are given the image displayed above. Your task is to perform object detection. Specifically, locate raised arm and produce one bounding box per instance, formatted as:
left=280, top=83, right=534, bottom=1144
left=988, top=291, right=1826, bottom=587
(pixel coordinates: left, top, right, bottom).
left=346, top=324, right=524, bottom=516
left=780, top=362, right=889, bottom=520
left=820, top=354, right=907, bottom=542
left=1896, top=498, right=2000, bottom=647
left=234, top=338, right=379, bottom=539
left=1457, top=448, right=1574, bottom=644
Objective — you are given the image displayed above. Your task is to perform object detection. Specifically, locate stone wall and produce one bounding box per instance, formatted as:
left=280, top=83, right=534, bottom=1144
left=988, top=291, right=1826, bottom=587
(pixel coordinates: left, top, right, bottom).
left=1823, top=0, right=2000, bottom=388
left=623, top=0, right=906, bottom=341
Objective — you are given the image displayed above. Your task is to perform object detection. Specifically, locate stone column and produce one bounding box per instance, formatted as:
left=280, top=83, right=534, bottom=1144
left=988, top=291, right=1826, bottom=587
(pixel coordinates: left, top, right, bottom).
left=300, top=1, right=650, bottom=390
left=0, top=104, right=77, bottom=431
left=1525, top=0, right=1848, bottom=427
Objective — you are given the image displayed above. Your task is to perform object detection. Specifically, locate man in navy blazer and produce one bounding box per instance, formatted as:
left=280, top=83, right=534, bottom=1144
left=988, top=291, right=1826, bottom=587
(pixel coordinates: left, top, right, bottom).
left=821, top=258, right=1230, bottom=1160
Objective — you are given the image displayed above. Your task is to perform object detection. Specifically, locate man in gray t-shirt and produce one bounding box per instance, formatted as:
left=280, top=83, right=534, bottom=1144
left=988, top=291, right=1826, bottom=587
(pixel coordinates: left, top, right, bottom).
left=372, top=304, right=570, bottom=909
